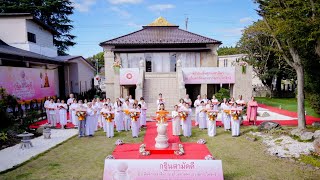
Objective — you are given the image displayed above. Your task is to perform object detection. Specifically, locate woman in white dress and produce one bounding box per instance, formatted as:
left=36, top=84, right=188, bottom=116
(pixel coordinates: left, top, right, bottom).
left=206, top=104, right=217, bottom=137
left=131, top=103, right=140, bottom=138
left=101, top=105, right=114, bottom=138
left=86, top=103, right=96, bottom=136
left=221, top=98, right=231, bottom=131
left=171, top=105, right=181, bottom=136
left=198, top=101, right=207, bottom=130
left=59, top=100, right=68, bottom=129
left=211, top=96, right=220, bottom=111
left=182, top=103, right=192, bottom=137
left=157, top=93, right=165, bottom=110
left=55, top=99, right=61, bottom=124
left=70, top=99, right=78, bottom=127
left=231, top=103, right=241, bottom=137
left=193, top=95, right=201, bottom=126
left=122, top=99, right=131, bottom=131
left=139, top=97, right=147, bottom=127
left=114, top=99, right=124, bottom=132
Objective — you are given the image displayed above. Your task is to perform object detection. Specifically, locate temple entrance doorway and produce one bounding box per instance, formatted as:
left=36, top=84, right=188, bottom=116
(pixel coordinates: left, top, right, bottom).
left=185, top=84, right=201, bottom=107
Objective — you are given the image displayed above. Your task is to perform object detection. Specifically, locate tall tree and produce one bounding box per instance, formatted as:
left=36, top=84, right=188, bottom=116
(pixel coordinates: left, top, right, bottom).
left=238, top=20, right=295, bottom=93
left=87, top=52, right=104, bottom=73
left=0, top=0, right=75, bottom=55
left=217, top=46, right=242, bottom=56
left=255, top=0, right=320, bottom=129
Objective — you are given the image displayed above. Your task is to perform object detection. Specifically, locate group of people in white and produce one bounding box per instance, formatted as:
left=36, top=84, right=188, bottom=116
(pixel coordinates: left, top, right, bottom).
left=44, top=94, right=147, bottom=138
left=168, top=94, right=247, bottom=137
left=44, top=92, right=256, bottom=138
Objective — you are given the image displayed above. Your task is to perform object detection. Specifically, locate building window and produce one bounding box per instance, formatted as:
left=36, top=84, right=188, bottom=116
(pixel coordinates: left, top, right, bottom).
left=27, top=32, right=36, bottom=43
left=224, top=59, right=228, bottom=67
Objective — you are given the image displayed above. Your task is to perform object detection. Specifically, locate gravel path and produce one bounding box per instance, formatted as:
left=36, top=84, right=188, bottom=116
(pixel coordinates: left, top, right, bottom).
left=0, top=129, right=78, bottom=172
left=250, top=132, right=314, bottom=158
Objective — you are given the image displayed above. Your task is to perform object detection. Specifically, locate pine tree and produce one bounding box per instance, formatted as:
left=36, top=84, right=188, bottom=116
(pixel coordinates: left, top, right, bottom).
left=0, top=0, right=75, bottom=55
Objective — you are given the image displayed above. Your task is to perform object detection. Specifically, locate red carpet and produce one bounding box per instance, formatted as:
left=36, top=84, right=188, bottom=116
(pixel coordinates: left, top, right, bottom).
left=112, top=121, right=212, bottom=159
left=29, top=113, right=75, bottom=129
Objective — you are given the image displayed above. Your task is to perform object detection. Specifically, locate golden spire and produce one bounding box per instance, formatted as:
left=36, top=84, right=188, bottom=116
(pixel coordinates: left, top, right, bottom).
left=147, top=17, right=175, bottom=26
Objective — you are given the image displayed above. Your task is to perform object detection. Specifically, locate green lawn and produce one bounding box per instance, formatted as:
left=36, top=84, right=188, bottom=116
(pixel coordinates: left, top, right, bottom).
left=256, top=97, right=320, bottom=118
left=1, top=126, right=320, bottom=180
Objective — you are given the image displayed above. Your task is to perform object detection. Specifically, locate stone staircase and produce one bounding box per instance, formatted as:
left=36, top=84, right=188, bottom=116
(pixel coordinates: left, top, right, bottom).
left=143, top=72, right=179, bottom=117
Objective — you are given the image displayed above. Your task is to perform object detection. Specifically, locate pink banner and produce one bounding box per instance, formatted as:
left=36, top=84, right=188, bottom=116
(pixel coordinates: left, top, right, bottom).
left=103, top=159, right=224, bottom=180
left=120, top=68, right=139, bottom=85
left=182, top=67, right=235, bottom=84
left=0, top=66, right=56, bottom=100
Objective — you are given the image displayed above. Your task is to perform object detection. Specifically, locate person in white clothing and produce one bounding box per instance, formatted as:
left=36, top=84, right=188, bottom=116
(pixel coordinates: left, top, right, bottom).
left=211, top=96, right=220, bottom=111
left=85, top=103, right=96, bottom=136
left=128, top=95, right=135, bottom=108
left=157, top=93, right=165, bottom=109
left=44, top=97, right=51, bottom=124
left=172, top=105, right=181, bottom=136
left=119, top=95, right=125, bottom=103
left=131, top=103, right=140, bottom=138
left=183, top=94, right=192, bottom=107
left=202, top=94, right=209, bottom=104
left=122, top=99, right=131, bottom=131
left=193, top=95, right=202, bottom=126
left=55, top=99, right=61, bottom=124
left=139, top=97, right=147, bottom=127
left=70, top=99, right=78, bottom=126
left=198, top=101, right=207, bottom=130
left=221, top=98, right=231, bottom=131
left=231, top=103, right=241, bottom=137
left=182, top=103, right=192, bottom=137
left=101, top=104, right=114, bottom=138
left=114, top=99, right=124, bottom=132
left=67, top=94, right=74, bottom=106
left=59, top=100, right=68, bottom=129
left=206, top=104, right=217, bottom=137
left=48, top=99, right=57, bottom=127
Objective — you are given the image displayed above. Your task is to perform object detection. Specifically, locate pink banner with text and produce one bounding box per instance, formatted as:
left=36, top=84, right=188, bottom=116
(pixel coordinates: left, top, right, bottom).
left=0, top=66, right=56, bottom=100
left=182, top=67, right=235, bottom=84
left=120, top=68, right=139, bottom=85
left=103, top=159, right=224, bottom=180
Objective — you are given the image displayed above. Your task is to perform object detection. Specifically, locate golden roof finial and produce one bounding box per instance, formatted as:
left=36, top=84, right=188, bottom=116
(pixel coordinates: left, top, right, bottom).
left=147, top=17, right=175, bottom=26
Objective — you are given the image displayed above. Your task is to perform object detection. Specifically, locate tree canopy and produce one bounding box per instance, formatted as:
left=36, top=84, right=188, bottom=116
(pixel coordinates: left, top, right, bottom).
left=0, top=0, right=75, bottom=55
left=217, top=46, right=242, bottom=56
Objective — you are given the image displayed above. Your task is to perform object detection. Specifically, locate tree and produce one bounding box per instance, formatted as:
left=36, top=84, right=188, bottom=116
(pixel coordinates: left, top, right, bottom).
left=238, top=20, right=295, bottom=93
left=87, top=52, right=104, bottom=73
left=0, top=0, right=75, bottom=55
left=217, top=46, right=242, bottom=56
left=255, top=0, right=320, bottom=129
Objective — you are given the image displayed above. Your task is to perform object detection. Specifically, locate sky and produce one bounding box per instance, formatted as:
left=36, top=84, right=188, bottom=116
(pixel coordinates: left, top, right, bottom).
left=68, top=0, right=260, bottom=58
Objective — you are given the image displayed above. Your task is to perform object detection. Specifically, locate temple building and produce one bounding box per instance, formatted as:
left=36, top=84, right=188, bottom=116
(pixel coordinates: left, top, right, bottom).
left=100, top=17, right=252, bottom=111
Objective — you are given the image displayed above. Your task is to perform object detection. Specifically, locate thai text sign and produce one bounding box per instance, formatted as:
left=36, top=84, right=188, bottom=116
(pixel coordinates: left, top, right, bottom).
left=103, top=159, right=224, bottom=180
left=120, top=68, right=139, bottom=85
left=0, top=66, right=56, bottom=100
left=182, top=67, right=235, bottom=84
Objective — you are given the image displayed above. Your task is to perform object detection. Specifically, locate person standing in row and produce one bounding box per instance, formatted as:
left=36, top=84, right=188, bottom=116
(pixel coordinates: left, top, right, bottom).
left=157, top=93, right=165, bottom=109
left=231, top=103, right=241, bottom=137
left=171, top=105, right=181, bottom=136
left=194, top=95, right=202, bottom=126
left=183, top=94, right=192, bottom=107
left=59, top=100, right=68, bottom=129
left=55, top=99, right=61, bottom=124
left=47, top=99, right=57, bottom=127
left=123, top=99, right=131, bottom=131
left=139, top=97, right=147, bottom=128
left=114, top=99, right=124, bottom=132
left=131, top=103, right=140, bottom=138
left=86, top=103, right=96, bottom=137
left=103, top=105, right=114, bottom=138
left=198, top=101, right=207, bottom=130
left=44, top=97, right=51, bottom=124
left=70, top=99, right=78, bottom=127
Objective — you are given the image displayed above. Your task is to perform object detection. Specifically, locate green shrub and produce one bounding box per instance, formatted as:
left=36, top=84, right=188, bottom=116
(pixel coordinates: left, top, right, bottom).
left=214, top=88, right=230, bottom=101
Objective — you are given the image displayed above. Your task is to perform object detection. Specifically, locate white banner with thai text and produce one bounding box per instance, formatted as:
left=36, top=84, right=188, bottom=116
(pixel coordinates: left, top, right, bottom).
left=120, top=68, right=139, bottom=85
left=182, top=67, right=235, bottom=84
left=103, top=159, right=223, bottom=180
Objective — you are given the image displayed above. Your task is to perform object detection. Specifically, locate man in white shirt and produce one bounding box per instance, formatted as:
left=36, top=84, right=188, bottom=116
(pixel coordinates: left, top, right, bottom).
left=44, top=96, right=51, bottom=124
left=194, top=95, right=202, bottom=125
left=67, top=94, right=74, bottom=106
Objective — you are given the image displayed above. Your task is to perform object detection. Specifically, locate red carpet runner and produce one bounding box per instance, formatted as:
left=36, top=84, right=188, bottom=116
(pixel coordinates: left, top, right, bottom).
left=112, top=121, right=212, bottom=159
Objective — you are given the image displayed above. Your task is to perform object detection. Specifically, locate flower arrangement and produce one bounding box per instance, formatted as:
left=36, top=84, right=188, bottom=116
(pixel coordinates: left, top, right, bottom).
left=139, top=144, right=150, bottom=156
left=239, top=61, right=248, bottom=74
left=231, top=110, right=239, bottom=120
left=76, top=111, right=87, bottom=121
left=174, top=144, right=185, bottom=156
left=156, top=110, right=169, bottom=124
left=102, top=112, right=114, bottom=122
left=112, top=60, right=122, bottom=68
left=223, top=109, right=231, bottom=115
left=115, top=139, right=124, bottom=146
left=207, top=111, right=218, bottom=121
left=106, top=155, right=115, bottom=159
left=179, top=111, right=188, bottom=121
left=197, top=139, right=207, bottom=144
left=205, top=155, right=214, bottom=160
left=130, top=111, right=140, bottom=121
left=123, top=109, right=130, bottom=115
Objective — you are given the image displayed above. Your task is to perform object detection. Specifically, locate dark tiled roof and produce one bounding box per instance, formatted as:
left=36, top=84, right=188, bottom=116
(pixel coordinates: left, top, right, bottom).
left=100, top=26, right=221, bottom=46
left=0, top=39, right=62, bottom=64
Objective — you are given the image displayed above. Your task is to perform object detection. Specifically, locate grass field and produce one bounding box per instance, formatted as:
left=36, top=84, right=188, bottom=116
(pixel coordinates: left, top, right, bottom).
left=255, top=97, right=320, bottom=118
left=1, top=126, right=320, bottom=180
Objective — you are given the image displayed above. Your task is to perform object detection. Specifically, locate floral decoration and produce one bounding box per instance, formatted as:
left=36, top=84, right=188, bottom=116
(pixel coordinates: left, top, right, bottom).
left=115, top=139, right=124, bottom=146
left=139, top=144, right=150, bottom=156
left=174, top=144, right=185, bottom=156
left=106, top=155, right=115, bottom=159
left=205, top=155, right=214, bottom=160
left=197, top=139, right=207, bottom=144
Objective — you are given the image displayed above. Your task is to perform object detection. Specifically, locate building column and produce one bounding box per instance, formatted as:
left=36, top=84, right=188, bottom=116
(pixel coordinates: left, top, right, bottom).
left=200, top=84, right=207, bottom=96
left=103, top=46, right=116, bottom=101
left=136, top=59, right=145, bottom=99
left=176, top=59, right=186, bottom=98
